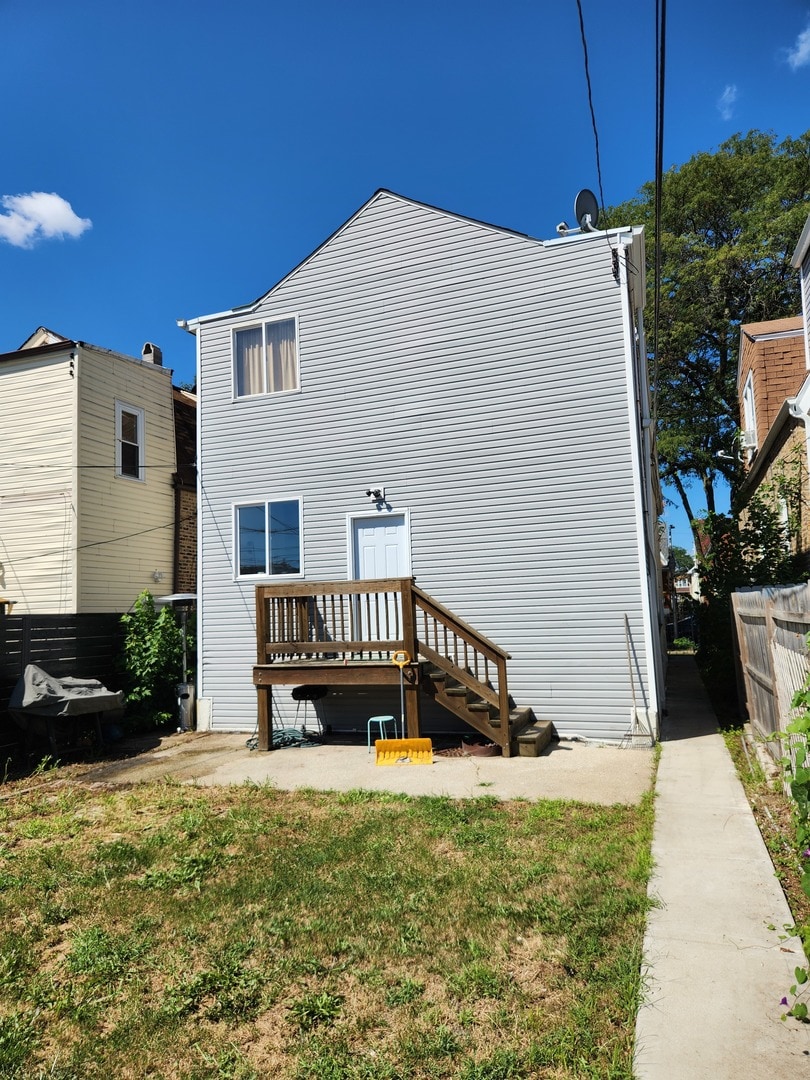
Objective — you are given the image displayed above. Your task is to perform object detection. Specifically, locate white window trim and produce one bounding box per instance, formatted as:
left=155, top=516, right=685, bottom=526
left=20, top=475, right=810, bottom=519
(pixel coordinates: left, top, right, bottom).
left=742, top=372, right=757, bottom=453
left=233, top=497, right=303, bottom=580
left=115, top=400, right=145, bottom=482
left=231, top=314, right=301, bottom=400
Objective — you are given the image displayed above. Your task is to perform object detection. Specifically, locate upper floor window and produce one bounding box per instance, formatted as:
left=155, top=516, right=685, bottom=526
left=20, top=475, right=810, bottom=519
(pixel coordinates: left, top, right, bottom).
left=236, top=498, right=301, bottom=577
left=234, top=318, right=298, bottom=397
left=116, top=401, right=144, bottom=481
left=741, top=372, right=757, bottom=452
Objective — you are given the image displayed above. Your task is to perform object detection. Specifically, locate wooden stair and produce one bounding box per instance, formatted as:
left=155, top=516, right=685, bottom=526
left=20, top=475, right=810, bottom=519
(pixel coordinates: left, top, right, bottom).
left=423, top=666, right=535, bottom=757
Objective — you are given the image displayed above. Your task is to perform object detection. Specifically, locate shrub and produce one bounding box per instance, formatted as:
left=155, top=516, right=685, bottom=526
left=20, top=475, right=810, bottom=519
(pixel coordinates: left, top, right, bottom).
left=120, top=590, right=184, bottom=727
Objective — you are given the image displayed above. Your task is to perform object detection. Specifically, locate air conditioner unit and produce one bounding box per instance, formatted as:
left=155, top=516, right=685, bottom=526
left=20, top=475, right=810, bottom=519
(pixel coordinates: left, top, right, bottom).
left=740, top=429, right=757, bottom=451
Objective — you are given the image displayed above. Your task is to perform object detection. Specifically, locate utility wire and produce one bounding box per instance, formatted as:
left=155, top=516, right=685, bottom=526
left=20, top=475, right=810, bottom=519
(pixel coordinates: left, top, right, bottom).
left=652, top=0, right=667, bottom=427
left=0, top=462, right=196, bottom=471
left=1, top=509, right=197, bottom=567
left=575, top=0, right=606, bottom=216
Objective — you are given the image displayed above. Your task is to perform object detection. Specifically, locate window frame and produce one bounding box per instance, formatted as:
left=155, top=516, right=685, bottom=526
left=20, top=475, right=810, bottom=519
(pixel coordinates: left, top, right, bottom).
left=742, top=371, right=757, bottom=452
left=115, top=400, right=145, bottom=482
left=232, top=315, right=300, bottom=399
left=233, top=497, right=303, bottom=580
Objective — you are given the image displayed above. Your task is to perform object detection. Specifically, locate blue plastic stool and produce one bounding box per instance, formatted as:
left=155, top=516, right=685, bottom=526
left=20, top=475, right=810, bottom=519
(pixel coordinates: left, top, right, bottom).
left=368, top=714, right=396, bottom=752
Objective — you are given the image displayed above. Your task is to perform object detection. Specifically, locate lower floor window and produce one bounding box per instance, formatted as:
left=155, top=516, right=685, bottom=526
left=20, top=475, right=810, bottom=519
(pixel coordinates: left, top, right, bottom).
left=236, top=499, right=301, bottom=576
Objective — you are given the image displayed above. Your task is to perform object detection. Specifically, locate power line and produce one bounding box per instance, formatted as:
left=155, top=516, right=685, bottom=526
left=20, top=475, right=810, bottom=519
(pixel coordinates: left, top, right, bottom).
left=575, top=0, right=606, bottom=215
left=1, top=509, right=197, bottom=568
left=0, top=462, right=196, bottom=471
left=652, top=0, right=668, bottom=427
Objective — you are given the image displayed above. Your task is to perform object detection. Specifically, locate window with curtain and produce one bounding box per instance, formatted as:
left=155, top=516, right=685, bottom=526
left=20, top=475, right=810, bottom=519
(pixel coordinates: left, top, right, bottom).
left=236, top=499, right=301, bottom=576
left=234, top=318, right=298, bottom=397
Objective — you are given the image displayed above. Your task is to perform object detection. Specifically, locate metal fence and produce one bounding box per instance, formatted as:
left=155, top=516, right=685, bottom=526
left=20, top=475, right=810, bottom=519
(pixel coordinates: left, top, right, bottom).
left=731, top=584, right=810, bottom=761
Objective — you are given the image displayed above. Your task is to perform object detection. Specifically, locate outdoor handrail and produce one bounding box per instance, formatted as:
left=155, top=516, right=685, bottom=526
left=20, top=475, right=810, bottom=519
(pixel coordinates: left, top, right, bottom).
left=255, top=577, right=511, bottom=727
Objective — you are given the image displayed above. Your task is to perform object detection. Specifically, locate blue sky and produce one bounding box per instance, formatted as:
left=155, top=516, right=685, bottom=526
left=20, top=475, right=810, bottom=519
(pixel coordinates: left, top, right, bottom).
left=2, top=0, right=809, bottom=551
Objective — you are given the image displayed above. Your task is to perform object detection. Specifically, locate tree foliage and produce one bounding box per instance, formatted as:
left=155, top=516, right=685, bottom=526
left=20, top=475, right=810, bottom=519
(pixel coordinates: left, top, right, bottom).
left=670, top=545, right=693, bottom=573
left=604, top=130, right=810, bottom=550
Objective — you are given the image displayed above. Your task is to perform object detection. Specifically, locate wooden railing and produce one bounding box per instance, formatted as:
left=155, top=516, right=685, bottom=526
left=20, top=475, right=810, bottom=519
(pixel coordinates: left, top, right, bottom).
left=256, top=578, right=417, bottom=661
left=255, top=577, right=511, bottom=726
left=412, top=584, right=511, bottom=723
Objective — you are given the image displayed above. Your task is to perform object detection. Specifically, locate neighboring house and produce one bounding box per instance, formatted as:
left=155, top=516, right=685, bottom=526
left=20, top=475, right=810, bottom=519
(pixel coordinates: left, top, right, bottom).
left=182, top=190, right=665, bottom=745
left=736, top=315, right=810, bottom=568
left=0, top=328, right=197, bottom=614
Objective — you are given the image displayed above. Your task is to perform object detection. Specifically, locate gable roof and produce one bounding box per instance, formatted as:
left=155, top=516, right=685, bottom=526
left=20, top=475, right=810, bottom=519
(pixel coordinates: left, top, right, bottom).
left=182, top=189, right=644, bottom=332
left=19, top=327, right=69, bottom=349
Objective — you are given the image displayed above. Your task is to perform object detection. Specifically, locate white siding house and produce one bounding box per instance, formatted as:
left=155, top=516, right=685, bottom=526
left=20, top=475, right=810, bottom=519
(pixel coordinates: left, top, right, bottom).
left=185, top=190, right=665, bottom=743
left=0, top=329, right=180, bottom=614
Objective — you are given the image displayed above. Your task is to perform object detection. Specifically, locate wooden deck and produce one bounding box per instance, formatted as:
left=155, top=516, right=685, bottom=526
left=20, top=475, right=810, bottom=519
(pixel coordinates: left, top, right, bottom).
left=253, top=578, right=532, bottom=754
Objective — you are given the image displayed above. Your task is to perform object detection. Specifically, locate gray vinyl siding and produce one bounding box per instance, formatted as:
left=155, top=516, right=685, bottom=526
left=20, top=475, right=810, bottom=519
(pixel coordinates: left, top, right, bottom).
left=196, top=192, right=656, bottom=740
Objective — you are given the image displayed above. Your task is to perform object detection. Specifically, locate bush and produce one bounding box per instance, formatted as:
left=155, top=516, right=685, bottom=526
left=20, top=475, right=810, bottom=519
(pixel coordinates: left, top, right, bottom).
left=671, top=637, right=696, bottom=651
left=120, top=591, right=184, bottom=728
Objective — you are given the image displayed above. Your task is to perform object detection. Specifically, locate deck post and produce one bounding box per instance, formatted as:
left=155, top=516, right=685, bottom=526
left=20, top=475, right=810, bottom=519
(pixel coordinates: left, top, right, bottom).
left=499, top=664, right=512, bottom=757
left=257, top=686, right=273, bottom=751
left=400, top=577, right=422, bottom=739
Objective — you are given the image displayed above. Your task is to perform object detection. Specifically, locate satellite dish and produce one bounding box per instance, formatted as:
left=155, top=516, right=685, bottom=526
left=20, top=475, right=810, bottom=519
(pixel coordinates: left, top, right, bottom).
left=574, top=189, right=599, bottom=232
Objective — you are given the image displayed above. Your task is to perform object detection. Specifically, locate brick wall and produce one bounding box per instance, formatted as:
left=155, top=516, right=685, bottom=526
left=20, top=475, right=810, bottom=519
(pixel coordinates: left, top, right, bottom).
left=739, top=422, right=810, bottom=570
left=738, top=320, right=805, bottom=447
left=174, top=482, right=197, bottom=593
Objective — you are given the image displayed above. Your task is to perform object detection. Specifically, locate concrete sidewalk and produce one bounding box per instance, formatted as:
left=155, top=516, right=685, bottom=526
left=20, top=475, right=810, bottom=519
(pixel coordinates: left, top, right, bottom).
left=635, top=654, right=809, bottom=1077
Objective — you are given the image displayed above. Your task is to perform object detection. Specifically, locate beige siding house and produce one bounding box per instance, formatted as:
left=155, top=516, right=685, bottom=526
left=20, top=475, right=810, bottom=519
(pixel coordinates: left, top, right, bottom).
left=0, top=328, right=187, bottom=614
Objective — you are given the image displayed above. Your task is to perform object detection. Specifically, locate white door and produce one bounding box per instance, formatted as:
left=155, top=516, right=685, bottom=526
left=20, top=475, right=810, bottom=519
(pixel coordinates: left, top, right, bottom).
left=351, top=514, right=409, bottom=641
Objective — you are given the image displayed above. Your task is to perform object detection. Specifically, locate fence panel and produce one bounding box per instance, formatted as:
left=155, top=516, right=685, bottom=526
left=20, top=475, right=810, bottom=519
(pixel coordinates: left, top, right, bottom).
left=731, top=584, right=810, bottom=764
left=0, top=613, right=125, bottom=713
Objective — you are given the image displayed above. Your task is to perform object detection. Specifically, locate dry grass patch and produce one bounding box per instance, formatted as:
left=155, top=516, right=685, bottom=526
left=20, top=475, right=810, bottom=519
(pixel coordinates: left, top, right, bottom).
left=0, top=778, right=653, bottom=1078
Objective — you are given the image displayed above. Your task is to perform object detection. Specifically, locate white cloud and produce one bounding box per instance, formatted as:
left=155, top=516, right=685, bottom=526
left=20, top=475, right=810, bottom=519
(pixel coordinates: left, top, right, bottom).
left=786, top=24, right=810, bottom=69
left=717, top=84, right=738, bottom=121
left=0, top=192, right=92, bottom=249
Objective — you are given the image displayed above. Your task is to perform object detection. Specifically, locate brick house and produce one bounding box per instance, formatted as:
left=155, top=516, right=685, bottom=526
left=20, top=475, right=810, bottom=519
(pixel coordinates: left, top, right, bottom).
left=736, top=316, right=810, bottom=566
left=172, top=386, right=197, bottom=593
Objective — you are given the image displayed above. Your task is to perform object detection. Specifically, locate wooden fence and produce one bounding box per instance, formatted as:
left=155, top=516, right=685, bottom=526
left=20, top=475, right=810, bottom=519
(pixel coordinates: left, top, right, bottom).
left=0, top=614, right=126, bottom=746
left=731, top=583, right=810, bottom=759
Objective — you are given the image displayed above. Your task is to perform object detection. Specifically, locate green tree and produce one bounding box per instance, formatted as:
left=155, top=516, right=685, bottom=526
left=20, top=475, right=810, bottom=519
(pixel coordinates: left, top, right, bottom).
left=670, top=545, right=693, bottom=573
left=604, top=130, right=810, bottom=552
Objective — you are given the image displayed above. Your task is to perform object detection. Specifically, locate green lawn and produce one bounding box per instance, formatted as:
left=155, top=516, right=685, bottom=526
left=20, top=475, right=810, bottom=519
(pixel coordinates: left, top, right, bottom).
left=0, top=778, right=654, bottom=1079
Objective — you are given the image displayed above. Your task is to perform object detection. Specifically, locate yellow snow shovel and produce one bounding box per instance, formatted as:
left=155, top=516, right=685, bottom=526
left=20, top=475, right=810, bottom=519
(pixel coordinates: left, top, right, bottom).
left=374, top=652, right=433, bottom=764
left=375, top=737, right=433, bottom=765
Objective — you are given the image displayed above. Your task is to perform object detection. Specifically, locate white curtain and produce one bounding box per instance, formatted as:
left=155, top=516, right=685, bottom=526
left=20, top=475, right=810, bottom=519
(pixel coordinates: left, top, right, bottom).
left=266, top=319, right=298, bottom=393
left=235, top=327, right=264, bottom=396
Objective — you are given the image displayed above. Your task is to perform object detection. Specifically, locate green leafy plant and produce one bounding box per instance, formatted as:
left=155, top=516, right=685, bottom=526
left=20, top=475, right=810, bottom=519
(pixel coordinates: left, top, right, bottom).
left=288, top=990, right=344, bottom=1030
left=120, top=590, right=184, bottom=726
left=696, top=495, right=800, bottom=724
left=671, top=637, right=696, bottom=651
left=773, top=658, right=810, bottom=1021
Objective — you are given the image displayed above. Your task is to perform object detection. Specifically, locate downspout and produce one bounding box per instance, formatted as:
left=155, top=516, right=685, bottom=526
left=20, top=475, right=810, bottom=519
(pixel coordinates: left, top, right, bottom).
left=177, top=317, right=207, bottom=728
left=70, top=344, right=81, bottom=615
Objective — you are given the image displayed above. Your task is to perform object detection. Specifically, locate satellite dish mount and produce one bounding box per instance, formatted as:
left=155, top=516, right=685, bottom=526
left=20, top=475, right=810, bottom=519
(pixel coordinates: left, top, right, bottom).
left=574, top=189, right=600, bottom=232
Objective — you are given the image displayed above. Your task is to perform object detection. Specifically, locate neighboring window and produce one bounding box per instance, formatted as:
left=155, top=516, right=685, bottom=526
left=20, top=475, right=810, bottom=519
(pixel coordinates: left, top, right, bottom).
left=234, top=318, right=298, bottom=397
left=236, top=499, right=301, bottom=576
left=116, top=401, right=144, bottom=480
left=742, top=372, right=757, bottom=451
